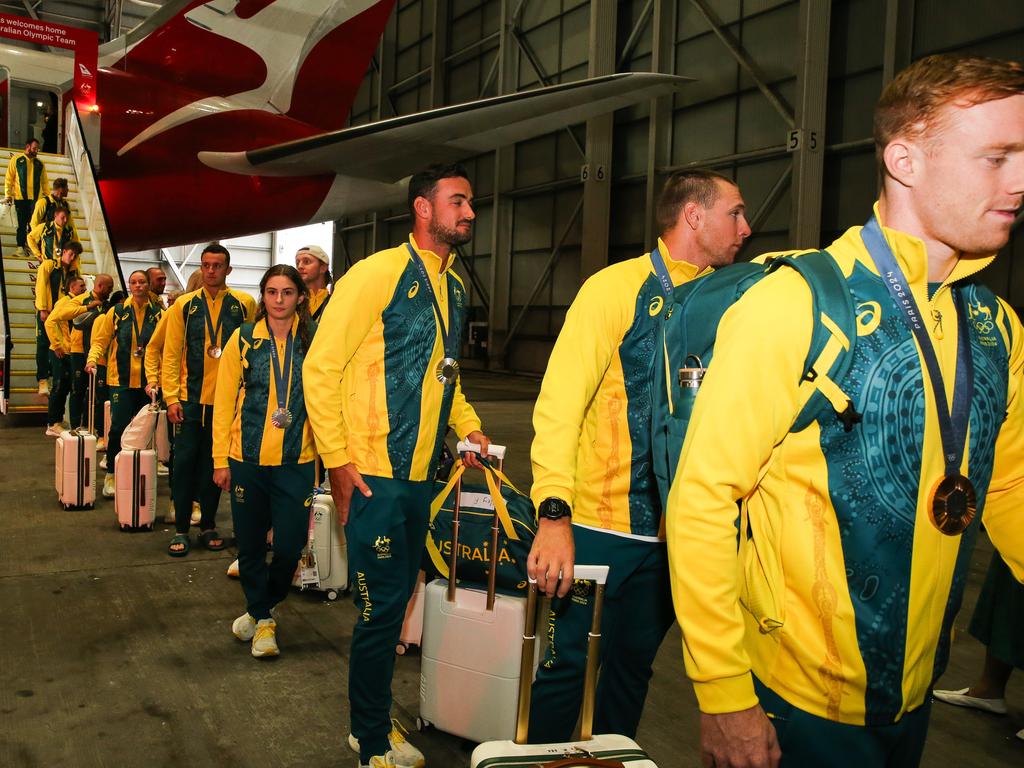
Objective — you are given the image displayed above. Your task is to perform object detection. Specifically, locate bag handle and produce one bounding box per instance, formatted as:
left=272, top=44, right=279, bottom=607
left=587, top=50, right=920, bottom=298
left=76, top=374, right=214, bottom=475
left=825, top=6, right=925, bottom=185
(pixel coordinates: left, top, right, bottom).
left=542, top=760, right=625, bottom=768
left=514, top=566, right=610, bottom=745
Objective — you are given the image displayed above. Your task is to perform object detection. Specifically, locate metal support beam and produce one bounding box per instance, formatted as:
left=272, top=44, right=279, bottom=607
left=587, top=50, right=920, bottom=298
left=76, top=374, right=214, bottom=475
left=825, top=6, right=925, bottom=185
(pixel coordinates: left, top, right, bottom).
left=882, top=0, right=915, bottom=87
left=644, top=0, right=676, bottom=249
left=502, top=196, right=584, bottom=353
left=580, top=0, right=616, bottom=280
left=788, top=0, right=831, bottom=248
left=487, top=0, right=518, bottom=369
left=617, top=0, right=654, bottom=71
left=687, top=0, right=795, bottom=129
left=430, top=0, right=449, bottom=108
left=747, top=165, right=792, bottom=234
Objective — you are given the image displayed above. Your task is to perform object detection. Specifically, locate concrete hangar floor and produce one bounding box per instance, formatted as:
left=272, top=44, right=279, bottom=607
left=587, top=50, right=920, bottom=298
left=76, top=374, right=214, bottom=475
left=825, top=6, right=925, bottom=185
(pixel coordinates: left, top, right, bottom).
left=0, top=371, right=1020, bottom=768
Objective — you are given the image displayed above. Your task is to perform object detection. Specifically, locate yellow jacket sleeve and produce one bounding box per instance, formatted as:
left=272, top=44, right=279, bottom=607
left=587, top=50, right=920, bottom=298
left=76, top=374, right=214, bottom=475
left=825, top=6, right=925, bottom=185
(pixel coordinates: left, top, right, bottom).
left=3, top=157, right=14, bottom=199
left=44, top=298, right=66, bottom=350
left=303, top=256, right=400, bottom=469
left=38, top=166, right=48, bottom=200
left=666, top=269, right=814, bottom=715
left=87, top=307, right=117, bottom=367
left=145, top=312, right=169, bottom=391
left=238, top=291, right=257, bottom=321
left=30, top=198, right=46, bottom=230
left=160, top=299, right=187, bottom=405
left=977, top=299, right=1024, bottom=582
left=49, top=293, right=86, bottom=324
left=212, top=328, right=243, bottom=469
left=448, top=378, right=482, bottom=440
left=529, top=270, right=631, bottom=509
left=27, top=223, right=44, bottom=260
left=35, top=260, right=54, bottom=311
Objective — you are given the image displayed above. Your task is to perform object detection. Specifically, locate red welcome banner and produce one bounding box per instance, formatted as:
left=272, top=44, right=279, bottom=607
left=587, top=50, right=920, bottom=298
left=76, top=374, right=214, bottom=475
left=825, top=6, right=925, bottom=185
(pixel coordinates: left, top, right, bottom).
left=0, top=13, right=98, bottom=109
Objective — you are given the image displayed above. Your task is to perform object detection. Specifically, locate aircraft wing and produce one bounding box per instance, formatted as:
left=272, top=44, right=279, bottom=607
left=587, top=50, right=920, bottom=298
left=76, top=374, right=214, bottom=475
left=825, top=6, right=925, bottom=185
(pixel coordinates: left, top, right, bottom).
left=197, top=73, right=690, bottom=180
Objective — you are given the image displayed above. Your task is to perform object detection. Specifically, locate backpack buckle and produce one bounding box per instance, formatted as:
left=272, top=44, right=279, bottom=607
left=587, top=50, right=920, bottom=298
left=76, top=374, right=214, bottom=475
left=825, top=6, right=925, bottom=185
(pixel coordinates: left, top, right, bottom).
left=837, top=400, right=863, bottom=432
left=802, top=366, right=818, bottom=383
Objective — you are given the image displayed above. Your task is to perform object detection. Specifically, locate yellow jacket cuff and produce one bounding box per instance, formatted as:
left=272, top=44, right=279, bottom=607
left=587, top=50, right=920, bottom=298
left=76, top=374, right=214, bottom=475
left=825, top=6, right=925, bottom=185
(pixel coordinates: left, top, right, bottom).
left=692, top=674, right=759, bottom=715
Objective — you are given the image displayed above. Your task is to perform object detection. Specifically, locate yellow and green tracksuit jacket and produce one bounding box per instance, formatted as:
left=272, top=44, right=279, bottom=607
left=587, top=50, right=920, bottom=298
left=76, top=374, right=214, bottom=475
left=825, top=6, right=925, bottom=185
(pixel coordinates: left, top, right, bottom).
left=304, top=234, right=481, bottom=480
left=160, top=287, right=257, bottom=406
left=531, top=239, right=711, bottom=539
left=88, top=299, right=163, bottom=388
left=309, top=287, right=330, bottom=322
left=30, top=194, right=79, bottom=240
left=667, top=207, right=1024, bottom=727
left=4, top=153, right=47, bottom=201
left=144, top=312, right=169, bottom=390
left=213, top=317, right=318, bottom=469
left=44, top=294, right=85, bottom=353
left=49, top=290, right=109, bottom=359
left=35, top=259, right=78, bottom=312
left=27, top=221, right=78, bottom=270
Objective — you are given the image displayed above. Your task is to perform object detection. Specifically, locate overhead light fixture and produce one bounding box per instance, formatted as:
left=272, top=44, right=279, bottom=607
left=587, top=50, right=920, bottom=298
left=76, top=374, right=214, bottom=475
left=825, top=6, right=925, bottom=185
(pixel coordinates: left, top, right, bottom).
left=36, top=101, right=43, bottom=107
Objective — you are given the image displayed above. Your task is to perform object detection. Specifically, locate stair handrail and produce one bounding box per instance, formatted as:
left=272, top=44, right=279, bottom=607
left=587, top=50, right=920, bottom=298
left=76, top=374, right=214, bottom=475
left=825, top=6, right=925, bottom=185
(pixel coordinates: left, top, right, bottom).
left=63, top=101, right=125, bottom=291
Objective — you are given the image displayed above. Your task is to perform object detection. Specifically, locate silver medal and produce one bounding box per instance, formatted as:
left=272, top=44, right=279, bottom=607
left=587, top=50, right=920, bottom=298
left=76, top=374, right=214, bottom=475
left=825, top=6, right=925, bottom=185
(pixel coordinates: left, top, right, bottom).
left=270, top=407, right=293, bottom=429
left=435, top=357, right=460, bottom=385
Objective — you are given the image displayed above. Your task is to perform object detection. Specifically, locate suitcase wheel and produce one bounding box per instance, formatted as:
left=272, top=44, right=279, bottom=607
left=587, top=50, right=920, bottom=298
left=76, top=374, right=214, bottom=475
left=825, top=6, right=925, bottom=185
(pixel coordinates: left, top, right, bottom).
left=415, top=717, right=430, bottom=733
left=395, top=642, right=407, bottom=656
left=326, top=589, right=339, bottom=601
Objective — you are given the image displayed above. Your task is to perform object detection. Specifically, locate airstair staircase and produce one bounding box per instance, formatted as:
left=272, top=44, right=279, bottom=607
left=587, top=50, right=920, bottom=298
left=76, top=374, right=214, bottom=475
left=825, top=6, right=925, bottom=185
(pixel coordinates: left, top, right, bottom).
left=0, top=105, right=121, bottom=415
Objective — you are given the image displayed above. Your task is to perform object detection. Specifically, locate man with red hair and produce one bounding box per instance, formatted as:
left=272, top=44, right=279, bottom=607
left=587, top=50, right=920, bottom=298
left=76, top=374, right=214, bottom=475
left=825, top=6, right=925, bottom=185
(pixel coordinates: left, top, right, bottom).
left=669, top=54, right=1024, bottom=767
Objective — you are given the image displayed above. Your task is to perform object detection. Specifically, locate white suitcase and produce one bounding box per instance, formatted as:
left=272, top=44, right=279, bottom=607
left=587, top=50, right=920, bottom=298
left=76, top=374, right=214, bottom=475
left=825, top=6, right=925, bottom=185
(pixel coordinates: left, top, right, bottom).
left=419, top=441, right=540, bottom=743
left=293, top=490, right=348, bottom=600
left=114, top=449, right=157, bottom=531
left=55, top=371, right=97, bottom=510
left=471, top=567, right=658, bottom=768
left=396, top=570, right=426, bottom=655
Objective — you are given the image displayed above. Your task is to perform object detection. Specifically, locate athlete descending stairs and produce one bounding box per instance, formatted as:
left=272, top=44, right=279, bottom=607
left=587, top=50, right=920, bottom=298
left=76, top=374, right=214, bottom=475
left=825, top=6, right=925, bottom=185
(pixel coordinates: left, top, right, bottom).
left=0, top=148, right=101, bottom=415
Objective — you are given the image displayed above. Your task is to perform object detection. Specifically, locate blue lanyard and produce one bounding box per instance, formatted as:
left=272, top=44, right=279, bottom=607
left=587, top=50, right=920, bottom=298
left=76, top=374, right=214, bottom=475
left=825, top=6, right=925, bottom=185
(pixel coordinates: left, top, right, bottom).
left=649, top=245, right=675, bottom=298
left=861, top=216, right=974, bottom=475
left=202, top=292, right=224, bottom=348
left=129, top=302, right=144, bottom=348
left=265, top=319, right=294, bottom=413
left=405, top=242, right=455, bottom=357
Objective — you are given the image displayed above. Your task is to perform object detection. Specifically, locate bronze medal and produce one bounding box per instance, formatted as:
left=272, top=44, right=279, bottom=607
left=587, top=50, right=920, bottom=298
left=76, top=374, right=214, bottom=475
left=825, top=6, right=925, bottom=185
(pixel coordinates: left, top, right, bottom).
left=270, top=407, right=293, bottom=429
left=207, top=345, right=222, bottom=359
left=436, top=357, right=459, bottom=385
left=928, top=474, right=977, bottom=536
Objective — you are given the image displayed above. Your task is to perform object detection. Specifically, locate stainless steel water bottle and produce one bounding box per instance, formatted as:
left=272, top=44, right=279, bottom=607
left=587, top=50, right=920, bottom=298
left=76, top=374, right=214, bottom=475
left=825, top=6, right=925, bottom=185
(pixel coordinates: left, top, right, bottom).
left=676, top=354, right=706, bottom=422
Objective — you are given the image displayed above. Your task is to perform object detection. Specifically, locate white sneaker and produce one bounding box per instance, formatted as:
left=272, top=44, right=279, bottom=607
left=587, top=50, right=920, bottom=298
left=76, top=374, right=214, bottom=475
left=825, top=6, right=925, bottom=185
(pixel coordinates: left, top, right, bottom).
left=163, top=501, right=176, bottom=524
left=96, top=437, right=106, bottom=452
left=45, top=423, right=63, bottom=437
left=226, top=558, right=240, bottom=578
left=191, top=501, right=201, bottom=526
left=102, top=474, right=115, bottom=498
left=349, top=721, right=424, bottom=768
left=232, top=612, right=256, bottom=642
left=157, top=463, right=169, bottom=476
left=37, top=380, right=49, bottom=396
left=99, top=455, right=107, bottom=471
left=359, top=752, right=397, bottom=768
left=932, top=687, right=1008, bottom=715
left=251, top=618, right=279, bottom=658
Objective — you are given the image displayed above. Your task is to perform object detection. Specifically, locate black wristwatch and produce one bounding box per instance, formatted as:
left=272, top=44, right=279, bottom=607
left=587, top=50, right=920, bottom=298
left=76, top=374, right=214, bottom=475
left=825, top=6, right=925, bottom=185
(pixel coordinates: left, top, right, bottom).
left=538, top=497, right=572, bottom=522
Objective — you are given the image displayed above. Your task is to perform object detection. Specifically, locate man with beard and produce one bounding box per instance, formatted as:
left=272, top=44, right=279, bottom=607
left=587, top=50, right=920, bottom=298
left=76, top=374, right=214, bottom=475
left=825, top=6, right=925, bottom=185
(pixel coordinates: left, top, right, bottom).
left=3, top=137, right=47, bottom=256
left=147, top=267, right=168, bottom=308
left=305, top=163, right=493, bottom=768
left=526, top=170, right=750, bottom=743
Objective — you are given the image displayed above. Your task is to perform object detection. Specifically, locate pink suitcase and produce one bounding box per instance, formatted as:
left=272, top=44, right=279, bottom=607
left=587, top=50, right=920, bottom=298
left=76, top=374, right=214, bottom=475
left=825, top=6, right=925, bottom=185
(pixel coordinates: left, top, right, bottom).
left=55, top=372, right=97, bottom=510
left=103, top=399, right=111, bottom=445
left=115, top=449, right=157, bottom=531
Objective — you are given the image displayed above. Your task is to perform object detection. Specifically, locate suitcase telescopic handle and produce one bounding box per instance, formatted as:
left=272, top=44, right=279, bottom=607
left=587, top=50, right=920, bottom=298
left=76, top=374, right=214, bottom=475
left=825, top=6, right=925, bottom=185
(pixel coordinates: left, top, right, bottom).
left=87, top=369, right=96, bottom=436
left=514, top=566, right=610, bottom=745
left=456, top=440, right=507, bottom=461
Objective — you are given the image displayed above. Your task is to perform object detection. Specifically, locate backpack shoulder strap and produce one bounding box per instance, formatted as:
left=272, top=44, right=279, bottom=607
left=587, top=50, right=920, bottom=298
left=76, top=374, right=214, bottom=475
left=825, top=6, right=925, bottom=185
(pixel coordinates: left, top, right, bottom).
left=769, top=250, right=861, bottom=433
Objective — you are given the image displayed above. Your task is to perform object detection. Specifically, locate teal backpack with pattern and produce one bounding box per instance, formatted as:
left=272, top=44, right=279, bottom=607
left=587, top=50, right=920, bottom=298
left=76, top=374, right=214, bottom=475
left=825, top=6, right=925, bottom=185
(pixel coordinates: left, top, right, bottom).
left=651, top=250, right=861, bottom=507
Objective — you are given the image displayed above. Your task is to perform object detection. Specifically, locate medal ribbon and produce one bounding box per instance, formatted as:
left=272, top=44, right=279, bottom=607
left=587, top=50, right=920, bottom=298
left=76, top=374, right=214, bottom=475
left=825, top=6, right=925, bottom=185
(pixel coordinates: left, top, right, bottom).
left=405, top=243, right=456, bottom=359
left=202, top=292, right=226, bottom=350
left=649, top=245, right=675, bottom=298
left=265, top=319, right=294, bottom=418
left=128, top=301, right=147, bottom=350
left=861, top=216, right=974, bottom=477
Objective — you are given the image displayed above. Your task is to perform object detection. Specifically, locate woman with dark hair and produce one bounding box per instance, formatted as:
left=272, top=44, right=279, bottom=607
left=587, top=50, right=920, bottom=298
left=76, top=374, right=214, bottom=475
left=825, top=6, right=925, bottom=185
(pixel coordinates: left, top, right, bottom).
left=86, top=270, right=163, bottom=498
left=212, top=264, right=318, bottom=658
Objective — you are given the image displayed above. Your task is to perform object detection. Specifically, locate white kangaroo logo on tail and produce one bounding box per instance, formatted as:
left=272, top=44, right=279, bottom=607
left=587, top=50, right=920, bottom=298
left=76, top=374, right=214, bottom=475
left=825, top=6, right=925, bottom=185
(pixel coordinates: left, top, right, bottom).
left=118, top=0, right=380, bottom=156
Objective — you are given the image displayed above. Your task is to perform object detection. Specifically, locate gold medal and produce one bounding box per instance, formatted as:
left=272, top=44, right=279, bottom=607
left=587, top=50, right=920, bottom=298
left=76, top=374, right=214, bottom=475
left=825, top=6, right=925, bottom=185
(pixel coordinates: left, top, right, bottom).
left=207, top=345, right=222, bottom=359
left=928, top=474, right=977, bottom=536
left=436, top=357, right=459, bottom=385
left=270, top=407, right=293, bottom=429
